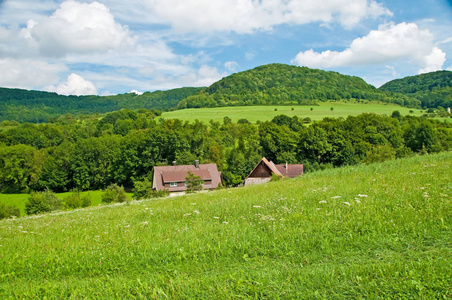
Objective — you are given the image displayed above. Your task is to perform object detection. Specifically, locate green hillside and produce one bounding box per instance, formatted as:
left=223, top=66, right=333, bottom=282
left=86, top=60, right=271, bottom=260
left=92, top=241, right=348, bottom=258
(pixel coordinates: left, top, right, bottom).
left=177, top=63, right=420, bottom=109
left=379, top=70, right=452, bottom=109
left=0, top=87, right=203, bottom=123
left=1, top=152, right=451, bottom=298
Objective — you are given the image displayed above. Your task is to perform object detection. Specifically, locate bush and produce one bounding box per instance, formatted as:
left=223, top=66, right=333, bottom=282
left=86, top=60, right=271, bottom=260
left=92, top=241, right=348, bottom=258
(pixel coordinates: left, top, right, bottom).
left=25, top=189, right=61, bottom=215
left=63, top=189, right=92, bottom=209
left=102, top=184, right=128, bottom=204
left=0, top=202, right=20, bottom=219
left=133, top=180, right=154, bottom=200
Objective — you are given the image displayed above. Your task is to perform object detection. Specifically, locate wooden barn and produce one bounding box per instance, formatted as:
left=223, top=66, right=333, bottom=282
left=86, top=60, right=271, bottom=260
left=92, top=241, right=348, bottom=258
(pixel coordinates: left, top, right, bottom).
left=244, top=157, right=303, bottom=186
left=152, top=161, right=222, bottom=192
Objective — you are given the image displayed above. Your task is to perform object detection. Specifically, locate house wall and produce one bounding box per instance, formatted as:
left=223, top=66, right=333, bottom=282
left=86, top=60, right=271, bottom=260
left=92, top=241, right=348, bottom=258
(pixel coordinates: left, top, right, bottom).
left=245, top=177, right=271, bottom=186
left=249, top=162, right=272, bottom=178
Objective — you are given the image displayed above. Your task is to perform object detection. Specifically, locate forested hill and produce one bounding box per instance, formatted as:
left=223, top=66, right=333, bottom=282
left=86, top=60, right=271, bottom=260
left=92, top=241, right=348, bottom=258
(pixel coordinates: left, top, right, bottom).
left=177, top=63, right=420, bottom=109
left=0, top=87, right=203, bottom=123
left=379, top=70, right=452, bottom=109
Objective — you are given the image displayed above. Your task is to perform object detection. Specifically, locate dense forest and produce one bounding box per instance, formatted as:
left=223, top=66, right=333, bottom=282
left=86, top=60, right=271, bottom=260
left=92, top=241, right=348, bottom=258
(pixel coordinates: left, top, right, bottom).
left=177, top=64, right=420, bottom=109
left=1, top=109, right=451, bottom=194
left=379, top=70, right=452, bottom=109
left=0, top=87, right=203, bottom=123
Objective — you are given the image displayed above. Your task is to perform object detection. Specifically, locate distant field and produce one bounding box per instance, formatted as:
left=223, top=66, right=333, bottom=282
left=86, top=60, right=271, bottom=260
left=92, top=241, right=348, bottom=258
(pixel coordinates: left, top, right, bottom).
left=1, top=152, right=451, bottom=298
left=0, top=191, right=133, bottom=217
left=159, top=101, right=433, bottom=123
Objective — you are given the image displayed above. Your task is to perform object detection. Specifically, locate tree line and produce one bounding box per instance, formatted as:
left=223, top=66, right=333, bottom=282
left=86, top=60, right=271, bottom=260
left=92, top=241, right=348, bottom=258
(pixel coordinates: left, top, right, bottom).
left=1, top=108, right=451, bottom=195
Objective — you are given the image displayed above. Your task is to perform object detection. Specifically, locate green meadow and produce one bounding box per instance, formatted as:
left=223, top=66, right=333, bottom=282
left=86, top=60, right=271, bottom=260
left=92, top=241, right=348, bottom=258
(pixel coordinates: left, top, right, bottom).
left=0, top=191, right=133, bottom=217
left=1, top=152, right=451, bottom=298
left=159, top=101, right=429, bottom=123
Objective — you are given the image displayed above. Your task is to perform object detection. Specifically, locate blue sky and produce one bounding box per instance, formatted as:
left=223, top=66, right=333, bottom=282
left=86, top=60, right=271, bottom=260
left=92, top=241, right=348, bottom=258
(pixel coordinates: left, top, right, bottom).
left=0, top=0, right=451, bottom=96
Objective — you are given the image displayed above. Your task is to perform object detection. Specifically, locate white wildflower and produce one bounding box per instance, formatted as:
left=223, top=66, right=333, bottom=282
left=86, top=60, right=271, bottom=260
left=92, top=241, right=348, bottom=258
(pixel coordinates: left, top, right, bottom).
left=253, top=205, right=261, bottom=208
left=358, top=194, right=368, bottom=197
left=193, top=210, right=200, bottom=214
left=183, top=213, right=192, bottom=217
left=319, top=200, right=327, bottom=204
left=331, top=196, right=341, bottom=199
left=213, top=216, right=219, bottom=219
left=355, top=199, right=361, bottom=204
left=223, top=221, right=229, bottom=224
left=342, top=202, right=351, bottom=206
left=190, top=203, right=196, bottom=205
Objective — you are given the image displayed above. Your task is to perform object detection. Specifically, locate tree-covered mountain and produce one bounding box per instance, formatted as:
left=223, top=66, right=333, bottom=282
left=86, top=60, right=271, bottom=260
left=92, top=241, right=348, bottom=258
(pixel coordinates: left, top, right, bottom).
left=379, top=70, right=452, bottom=109
left=0, top=87, right=204, bottom=123
left=177, top=63, right=420, bottom=109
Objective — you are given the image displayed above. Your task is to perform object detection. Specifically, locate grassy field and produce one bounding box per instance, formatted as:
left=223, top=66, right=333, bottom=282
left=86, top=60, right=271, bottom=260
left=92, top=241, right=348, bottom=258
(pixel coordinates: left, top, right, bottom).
left=159, top=101, right=434, bottom=123
left=0, top=152, right=451, bottom=298
left=0, top=191, right=133, bottom=217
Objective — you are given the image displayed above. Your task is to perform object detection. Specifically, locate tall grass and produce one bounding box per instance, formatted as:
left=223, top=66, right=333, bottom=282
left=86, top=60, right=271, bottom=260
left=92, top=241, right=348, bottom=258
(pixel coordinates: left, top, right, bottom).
left=0, top=153, right=451, bottom=298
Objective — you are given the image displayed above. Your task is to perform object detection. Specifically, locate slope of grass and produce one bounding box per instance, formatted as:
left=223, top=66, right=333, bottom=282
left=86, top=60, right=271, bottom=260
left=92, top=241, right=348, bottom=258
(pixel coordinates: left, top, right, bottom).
left=0, top=191, right=133, bottom=217
left=160, top=101, right=428, bottom=123
left=0, top=152, right=451, bottom=298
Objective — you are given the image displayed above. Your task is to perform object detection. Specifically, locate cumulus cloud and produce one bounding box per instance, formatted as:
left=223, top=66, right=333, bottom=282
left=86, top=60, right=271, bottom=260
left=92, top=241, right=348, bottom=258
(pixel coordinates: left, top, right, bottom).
left=130, top=89, right=143, bottom=95
left=23, top=0, right=135, bottom=57
left=292, top=22, right=446, bottom=74
left=46, top=73, right=98, bottom=95
left=224, top=61, right=239, bottom=72
left=0, top=58, right=66, bottom=89
left=146, top=0, right=391, bottom=33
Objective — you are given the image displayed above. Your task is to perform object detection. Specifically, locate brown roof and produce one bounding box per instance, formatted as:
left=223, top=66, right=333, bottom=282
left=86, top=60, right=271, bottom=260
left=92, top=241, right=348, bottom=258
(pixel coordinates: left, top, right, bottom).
left=275, top=164, right=304, bottom=178
left=244, top=158, right=303, bottom=182
left=161, top=169, right=211, bottom=183
left=153, top=163, right=221, bottom=192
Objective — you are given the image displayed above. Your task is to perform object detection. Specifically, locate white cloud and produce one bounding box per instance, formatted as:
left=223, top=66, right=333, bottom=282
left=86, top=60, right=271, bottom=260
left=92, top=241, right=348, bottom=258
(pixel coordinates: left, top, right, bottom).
left=146, top=0, right=391, bottom=33
left=130, top=89, right=143, bottom=95
left=23, top=0, right=135, bottom=57
left=46, top=73, right=98, bottom=95
left=150, top=65, right=227, bottom=90
left=292, top=22, right=446, bottom=74
left=0, top=58, right=66, bottom=89
left=224, top=61, right=239, bottom=71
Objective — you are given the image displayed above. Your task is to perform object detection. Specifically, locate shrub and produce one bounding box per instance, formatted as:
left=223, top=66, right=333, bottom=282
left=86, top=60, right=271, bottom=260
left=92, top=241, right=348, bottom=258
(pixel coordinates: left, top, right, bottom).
left=63, top=189, right=92, bottom=209
left=185, top=171, right=203, bottom=194
left=133, top=180, right=154, bottom=200
left=102, top=184, right=128, bottom=204
left=0, top=202, right=20, bottom=219
left=25, top=189, right=61, bottom=215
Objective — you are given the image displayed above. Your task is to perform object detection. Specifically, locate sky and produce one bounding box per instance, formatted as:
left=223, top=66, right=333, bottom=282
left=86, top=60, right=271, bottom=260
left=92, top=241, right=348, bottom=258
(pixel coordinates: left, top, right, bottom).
left=0, top=0, right=451, bottom=96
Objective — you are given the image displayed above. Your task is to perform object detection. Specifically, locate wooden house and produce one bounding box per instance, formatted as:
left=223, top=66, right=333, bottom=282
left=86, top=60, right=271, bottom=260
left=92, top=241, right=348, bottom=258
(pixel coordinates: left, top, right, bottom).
left=244, top=157, right=303, bottom=186
left=152, top=161, right=221, bottom=192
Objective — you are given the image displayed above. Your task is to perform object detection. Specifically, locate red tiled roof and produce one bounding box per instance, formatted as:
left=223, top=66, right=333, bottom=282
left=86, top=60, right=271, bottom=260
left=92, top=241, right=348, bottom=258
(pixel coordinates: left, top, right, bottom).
left=275, top=164, right=304, bottom=178
left=153, top=164, right=221, bottom=192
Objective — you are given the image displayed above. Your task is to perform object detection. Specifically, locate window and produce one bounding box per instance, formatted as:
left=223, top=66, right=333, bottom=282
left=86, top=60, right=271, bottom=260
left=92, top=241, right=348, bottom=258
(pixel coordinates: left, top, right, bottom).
left=170, top=182, right=178, bottom=187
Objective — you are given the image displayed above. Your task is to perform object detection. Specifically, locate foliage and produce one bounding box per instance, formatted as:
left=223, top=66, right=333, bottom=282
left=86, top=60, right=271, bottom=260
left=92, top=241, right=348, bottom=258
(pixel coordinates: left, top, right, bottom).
left=101, top=184, right=128, bottom=204
left=133, top=179, right=156, bottom=200
left=185, top=171, right=203, bottom=194
left=63, top=189, right=91, bottom=209
left=0, top=202, right=20, bottom=219
left=177, top=63, right=421, bottom=109
left=25, top=189, right=61, bottom=215
left=380, top=70, right=452, bottom=109
left=0, top=87, right=203, bottom=123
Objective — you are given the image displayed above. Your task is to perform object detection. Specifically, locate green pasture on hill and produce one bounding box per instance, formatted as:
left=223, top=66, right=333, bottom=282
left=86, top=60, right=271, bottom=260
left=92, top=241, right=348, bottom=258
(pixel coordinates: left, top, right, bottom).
left=0, top=191, right=133, bottom=217
left=159, top=101, right=431, bottom=123
left=1, top=152, right=451, bottom=298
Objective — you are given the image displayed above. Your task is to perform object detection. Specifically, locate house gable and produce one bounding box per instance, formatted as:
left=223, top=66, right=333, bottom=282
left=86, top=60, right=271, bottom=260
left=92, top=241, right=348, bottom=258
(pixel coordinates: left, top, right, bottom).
left=244, top=157, right=303, bottom=186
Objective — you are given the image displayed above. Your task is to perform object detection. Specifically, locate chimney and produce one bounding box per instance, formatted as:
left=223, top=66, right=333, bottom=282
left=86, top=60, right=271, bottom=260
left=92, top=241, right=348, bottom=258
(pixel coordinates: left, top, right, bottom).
left=173, top=161, right=176, bottom=166
left=195, top=160, right=199, bottom=169
left=285, top=162, right=288, bottom=170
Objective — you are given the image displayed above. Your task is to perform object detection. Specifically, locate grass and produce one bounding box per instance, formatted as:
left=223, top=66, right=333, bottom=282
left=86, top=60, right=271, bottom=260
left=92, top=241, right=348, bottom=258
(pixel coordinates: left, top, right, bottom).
left=0, top=152, right=451, bottom=298
left=0, top=191, right=133, bottom=217
left=158, top=101, right=440, bottom=123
